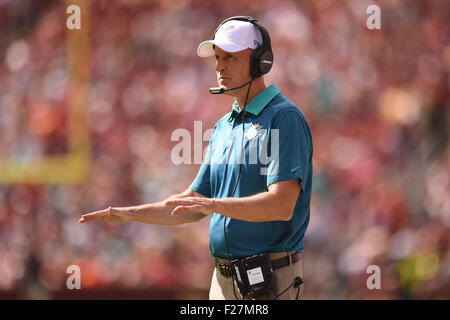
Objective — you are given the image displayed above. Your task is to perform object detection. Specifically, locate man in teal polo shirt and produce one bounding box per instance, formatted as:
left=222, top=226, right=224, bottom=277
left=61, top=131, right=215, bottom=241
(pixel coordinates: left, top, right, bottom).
left=80, top=17, right=313, bottom=300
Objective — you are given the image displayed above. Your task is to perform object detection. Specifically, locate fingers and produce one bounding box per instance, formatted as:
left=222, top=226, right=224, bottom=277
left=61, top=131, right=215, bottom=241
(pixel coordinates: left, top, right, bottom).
left=166, top=197, right=214, bottom=216
left=79, top=207, right=111, bottom=223
left=166, top=198, right=202, bottom=216
left=171, top=205, right=202, bottom=216
left=164, top=197, right=206, bottom=206
left=165, top=198, right=200, bottom=206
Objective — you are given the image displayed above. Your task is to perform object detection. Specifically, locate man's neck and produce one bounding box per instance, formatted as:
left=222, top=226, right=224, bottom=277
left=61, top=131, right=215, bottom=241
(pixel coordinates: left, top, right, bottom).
left=234, top=78, right=266, bottom=111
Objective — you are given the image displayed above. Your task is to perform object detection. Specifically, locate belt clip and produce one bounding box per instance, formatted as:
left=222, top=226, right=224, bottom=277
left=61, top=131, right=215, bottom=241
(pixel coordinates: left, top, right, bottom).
left=288, top=252, right=293, bottom=266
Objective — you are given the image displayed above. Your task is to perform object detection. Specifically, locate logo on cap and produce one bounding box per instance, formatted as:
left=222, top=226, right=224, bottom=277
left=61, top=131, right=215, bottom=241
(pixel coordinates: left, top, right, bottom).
left=222, top=25, right=235, bottom=36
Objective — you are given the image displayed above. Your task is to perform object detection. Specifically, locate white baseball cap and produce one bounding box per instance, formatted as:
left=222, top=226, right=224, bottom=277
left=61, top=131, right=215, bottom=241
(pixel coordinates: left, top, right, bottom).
left=197, top=19, right=263, bottom=58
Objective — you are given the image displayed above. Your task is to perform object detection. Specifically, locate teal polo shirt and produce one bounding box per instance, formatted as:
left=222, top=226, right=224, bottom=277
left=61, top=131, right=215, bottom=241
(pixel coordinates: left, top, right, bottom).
left=190, top=84, right=313, bottom=259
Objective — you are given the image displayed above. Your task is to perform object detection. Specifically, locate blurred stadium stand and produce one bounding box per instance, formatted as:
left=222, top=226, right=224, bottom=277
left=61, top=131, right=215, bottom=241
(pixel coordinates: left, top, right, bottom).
left=0, top=0, right=449, bottom=299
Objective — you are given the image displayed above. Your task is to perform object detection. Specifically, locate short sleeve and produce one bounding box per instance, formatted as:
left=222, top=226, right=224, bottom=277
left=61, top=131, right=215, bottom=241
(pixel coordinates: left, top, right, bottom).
left=266, top=110, right=312, bottom=192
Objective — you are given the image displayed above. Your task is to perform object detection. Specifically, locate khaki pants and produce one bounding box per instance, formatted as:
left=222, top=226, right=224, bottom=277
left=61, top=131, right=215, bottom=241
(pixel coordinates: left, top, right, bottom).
left=209, top=252, right=304, bottom=300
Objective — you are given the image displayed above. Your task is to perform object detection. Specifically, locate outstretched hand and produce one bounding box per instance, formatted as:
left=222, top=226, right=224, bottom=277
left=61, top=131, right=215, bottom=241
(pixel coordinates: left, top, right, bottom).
left=79, top=206, right=132, bottom=223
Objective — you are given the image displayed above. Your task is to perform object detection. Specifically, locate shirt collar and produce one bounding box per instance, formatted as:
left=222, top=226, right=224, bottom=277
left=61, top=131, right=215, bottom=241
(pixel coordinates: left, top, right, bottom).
left=228, top=84, right=280, bottom=121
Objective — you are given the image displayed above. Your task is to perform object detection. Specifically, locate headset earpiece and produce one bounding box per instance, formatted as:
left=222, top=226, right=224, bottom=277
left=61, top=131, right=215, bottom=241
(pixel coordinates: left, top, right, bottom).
left=250, top=43, right=273, bottom=78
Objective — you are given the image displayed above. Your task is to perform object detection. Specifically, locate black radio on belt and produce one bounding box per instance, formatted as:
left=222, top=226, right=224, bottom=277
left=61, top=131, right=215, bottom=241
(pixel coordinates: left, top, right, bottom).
left=231, top=253, right=277, bottom=298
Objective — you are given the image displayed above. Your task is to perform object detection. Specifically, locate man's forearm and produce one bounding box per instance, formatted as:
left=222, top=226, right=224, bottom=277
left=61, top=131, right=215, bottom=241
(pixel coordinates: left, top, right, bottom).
left=215, top=191, right=294, bottom=222
left=124, top=192, right=206, bottom=225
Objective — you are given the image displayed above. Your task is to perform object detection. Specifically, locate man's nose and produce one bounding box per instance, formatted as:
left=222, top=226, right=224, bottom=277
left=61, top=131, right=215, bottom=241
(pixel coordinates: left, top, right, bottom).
left=216, top=60, right=226, bottom=73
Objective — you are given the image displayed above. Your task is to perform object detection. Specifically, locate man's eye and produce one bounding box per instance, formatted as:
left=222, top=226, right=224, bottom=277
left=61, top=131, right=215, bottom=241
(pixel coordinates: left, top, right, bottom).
left=215, top=55, right=233, bottom=62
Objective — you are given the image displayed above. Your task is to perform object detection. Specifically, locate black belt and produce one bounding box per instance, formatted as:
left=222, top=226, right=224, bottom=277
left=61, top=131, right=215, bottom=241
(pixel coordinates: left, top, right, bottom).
left=215, top=252, right=300, bottom=278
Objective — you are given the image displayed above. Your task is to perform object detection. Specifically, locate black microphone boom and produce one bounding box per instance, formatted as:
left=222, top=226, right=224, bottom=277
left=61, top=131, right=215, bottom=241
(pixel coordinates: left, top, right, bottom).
left=209, top=87, right=226, bottom=94
left=209, top=79, right=252, bottom=94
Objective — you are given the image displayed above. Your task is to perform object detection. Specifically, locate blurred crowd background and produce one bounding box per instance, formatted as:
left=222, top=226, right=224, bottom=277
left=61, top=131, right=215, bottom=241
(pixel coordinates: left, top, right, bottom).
left=0, top=0, right=449, bottom=299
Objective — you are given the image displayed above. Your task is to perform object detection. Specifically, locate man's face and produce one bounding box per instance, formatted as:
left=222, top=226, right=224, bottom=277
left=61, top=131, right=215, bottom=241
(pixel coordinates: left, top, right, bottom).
left=214, top=46, right=252, bottom=93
